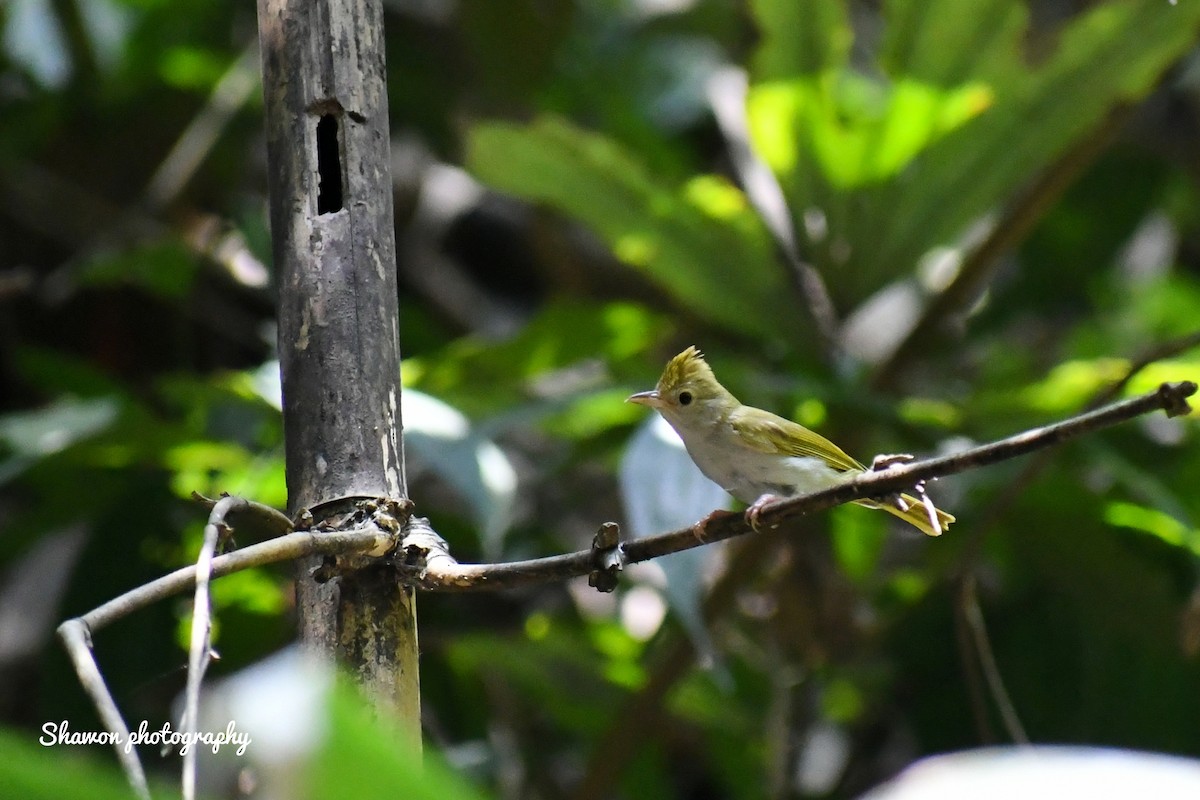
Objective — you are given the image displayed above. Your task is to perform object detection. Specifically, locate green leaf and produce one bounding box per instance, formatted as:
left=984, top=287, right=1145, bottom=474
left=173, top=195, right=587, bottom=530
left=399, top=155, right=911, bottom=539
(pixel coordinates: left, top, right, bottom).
left=305, top=678, right=489, bottom=800
left=1105, top=501, right=1200, bottom=557
left=467, top=117, right=796, bottom=341
left=751, top=0, right=851, bottom=79
left=158, top=45, right=226, bottom=89
left=747, top=72, right=993, bottom=189
left=747, top=0, right=1200, bottom=304
left=0, top=397, right=120, bottom=484
left=78, top=239, right=199, bottom=299
left=406, top=299, right=668, bottom=417
left=0, top=728, right=169, bottom=800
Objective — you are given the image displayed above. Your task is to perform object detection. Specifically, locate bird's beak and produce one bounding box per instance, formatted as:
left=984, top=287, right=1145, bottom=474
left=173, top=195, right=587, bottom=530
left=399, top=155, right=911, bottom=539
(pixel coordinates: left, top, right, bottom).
left=626, top=390, right=662, bottom=408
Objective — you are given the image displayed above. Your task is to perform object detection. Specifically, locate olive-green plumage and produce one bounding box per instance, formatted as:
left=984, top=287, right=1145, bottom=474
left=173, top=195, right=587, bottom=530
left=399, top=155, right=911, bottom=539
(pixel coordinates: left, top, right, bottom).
left=629, top=347, right=953, bottom=536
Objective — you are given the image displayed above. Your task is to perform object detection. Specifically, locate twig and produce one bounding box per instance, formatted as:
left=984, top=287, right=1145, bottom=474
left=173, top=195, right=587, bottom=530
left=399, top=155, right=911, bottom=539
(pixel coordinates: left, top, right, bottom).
left=960, top=576, right=1029, bottom=744
left=57, top=526, right=391, bottom=796
left=952, top=586, right=995, bottom=744
left=57, top=620, right=151, bottom=800
left=182, top=496, right=245, bottom=800
left=400, top=381, right=1195, bottom=592
left=73, top=528, right=390, bottom=634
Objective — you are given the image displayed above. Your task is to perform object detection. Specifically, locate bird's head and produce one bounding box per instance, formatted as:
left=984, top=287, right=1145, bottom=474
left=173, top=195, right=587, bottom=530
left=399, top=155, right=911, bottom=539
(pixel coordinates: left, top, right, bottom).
left=627, top=346, right=737, bottom=431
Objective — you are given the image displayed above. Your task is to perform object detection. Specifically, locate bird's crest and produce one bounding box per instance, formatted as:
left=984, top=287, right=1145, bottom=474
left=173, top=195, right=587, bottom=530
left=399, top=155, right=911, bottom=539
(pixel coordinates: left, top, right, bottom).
left=658, top=346, right=715, bottom=391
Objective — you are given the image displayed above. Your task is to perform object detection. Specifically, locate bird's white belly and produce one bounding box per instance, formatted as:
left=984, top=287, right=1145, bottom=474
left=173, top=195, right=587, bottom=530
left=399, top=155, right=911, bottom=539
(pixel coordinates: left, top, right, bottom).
left=686, top=443, right=848, bottom=506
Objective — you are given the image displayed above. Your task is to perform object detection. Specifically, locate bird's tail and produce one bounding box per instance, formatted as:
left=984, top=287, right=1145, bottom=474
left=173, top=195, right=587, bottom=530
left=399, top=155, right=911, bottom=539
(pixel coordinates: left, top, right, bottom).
left=858, top=493, right=955, bottom=537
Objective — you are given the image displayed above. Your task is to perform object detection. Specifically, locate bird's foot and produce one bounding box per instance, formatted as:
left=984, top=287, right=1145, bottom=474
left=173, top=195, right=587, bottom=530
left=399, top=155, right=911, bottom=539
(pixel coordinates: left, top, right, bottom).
left=693, top=508, right=737, bottom=541
left=745, top=493, right=782, bottom=531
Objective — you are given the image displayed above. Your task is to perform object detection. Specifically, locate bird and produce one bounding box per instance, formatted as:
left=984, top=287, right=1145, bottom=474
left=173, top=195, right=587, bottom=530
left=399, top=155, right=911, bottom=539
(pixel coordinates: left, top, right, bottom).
left=627, top=346, right=953, bottom=535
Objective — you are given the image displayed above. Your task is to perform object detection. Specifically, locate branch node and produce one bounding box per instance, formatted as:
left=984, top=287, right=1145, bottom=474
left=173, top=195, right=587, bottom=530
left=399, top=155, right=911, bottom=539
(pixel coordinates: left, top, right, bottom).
left=302, top=496, right=412, bottom=568
left=1159, top=380, right=1197, bottom=418
left=190, top=491, right=294, bottom=541
left=398, top=516, right=455, bottom=581
left=588, top=522, right=625, bottom=593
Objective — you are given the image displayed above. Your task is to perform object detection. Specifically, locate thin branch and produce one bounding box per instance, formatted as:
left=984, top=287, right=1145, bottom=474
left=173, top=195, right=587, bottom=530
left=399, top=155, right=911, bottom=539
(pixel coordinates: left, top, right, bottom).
left=74, top=527, right=390, bottom=634
left=871, top=104, right=1132, bottom=390
left=400, top=381, right=1196, bottom=592
left=952, top=584, right=995, bottom=744
left=960, top=576, right=1029, bottom=744
left=182, top=496, right=245, bottom=800
left=57, top=526, right=391, bottom=798
left=955, top=330, right=1200, bottom=579
left=57, top=620, right=151, bottom=800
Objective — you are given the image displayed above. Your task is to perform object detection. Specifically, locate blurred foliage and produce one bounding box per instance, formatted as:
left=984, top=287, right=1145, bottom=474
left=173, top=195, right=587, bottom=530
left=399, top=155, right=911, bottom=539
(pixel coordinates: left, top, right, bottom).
left=2, top=0, right=1200, bottom=798
left=0, top=670, right=485, bottom=800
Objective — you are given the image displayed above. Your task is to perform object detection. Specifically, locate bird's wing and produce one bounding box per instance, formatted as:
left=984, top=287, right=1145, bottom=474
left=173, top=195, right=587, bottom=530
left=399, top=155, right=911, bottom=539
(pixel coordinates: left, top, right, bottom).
left=729, top=407, right=864, bottom=472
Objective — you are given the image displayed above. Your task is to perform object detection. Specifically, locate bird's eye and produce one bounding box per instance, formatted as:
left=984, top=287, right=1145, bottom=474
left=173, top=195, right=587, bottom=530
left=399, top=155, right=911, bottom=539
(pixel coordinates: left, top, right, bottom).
left=678, top=391, right=693, bottom=406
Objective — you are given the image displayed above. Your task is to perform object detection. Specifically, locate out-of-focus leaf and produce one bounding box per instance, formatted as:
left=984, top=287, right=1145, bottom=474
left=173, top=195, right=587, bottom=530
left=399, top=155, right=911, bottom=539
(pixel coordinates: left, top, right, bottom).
left=752, top=0, right=850, bottom=79
left=209, top=567, right=287, bottom=615
left=0, top=728, right=163, bottom=800
left=467, top=117, right=796, bottom=342
left=1122, top=277, right=1200, bottom=340
left=1105, top=501, right=1200, bottom=557
left=407, top=299, right=669, bottom=418
left=620, top=414, right=729, bottom=665
left=78, top=239, right=199, bottom=299
left=12, top=348, right=130, bottom=399
left=158, top=45, right=226, bottom=89
left=542, top=388, right=645, bottom=440
left=1019, top=358, right=1130, bottom=413
left=1088, top=441, right=1192, bottom=527
left=830, top=506, right=888, bottom=585
left=306, top=676, right=488, bottom=800
left=1123, top=360, right=1200, bottom=398
left=449, top=626, right=620, bottom=735
left=588, top=619, right=649, bottom=689
left=748, top=73, right=992, bottom=189
left=174, top=567, right=286, bottom=650
left=898, top=396, right=962, bottom=429
left=164, top=440, right=252, bottom=497
left=820, top=676, right=867, bottom=724
left=746, top=0, right=1200, bottom=304
left=0, top=397, right=120, bottom=484
left=404, top=389, right=517, bottom=559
